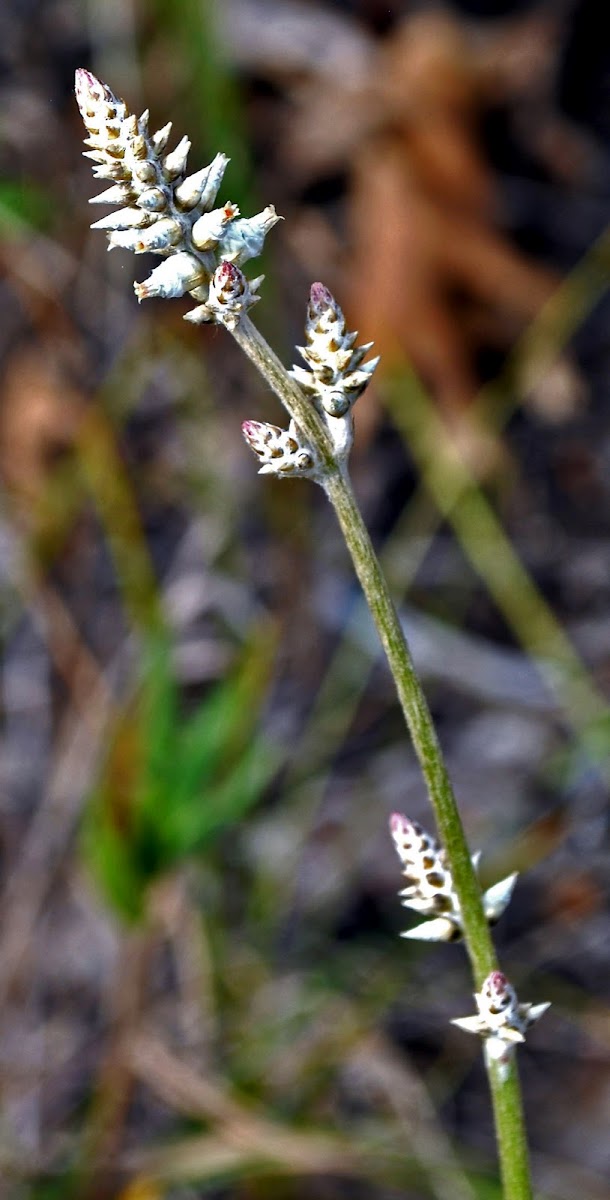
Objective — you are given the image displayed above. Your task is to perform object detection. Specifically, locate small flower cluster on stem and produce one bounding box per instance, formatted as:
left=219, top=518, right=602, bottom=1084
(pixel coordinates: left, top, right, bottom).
left=242, top=282, right=379, bottom=479
left=75, top=70, right=377, bottom=482
left=452, top=972, right=550, bottom=1082
left=390, top=812, right=548, bottom=1080
left=390, top=812, right=517, bottom=943
left=241, top=419, right=316, bottom=478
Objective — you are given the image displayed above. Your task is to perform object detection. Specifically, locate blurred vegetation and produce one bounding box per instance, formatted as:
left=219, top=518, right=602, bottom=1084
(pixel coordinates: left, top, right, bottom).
left=84, top=628, right=277, bottom=922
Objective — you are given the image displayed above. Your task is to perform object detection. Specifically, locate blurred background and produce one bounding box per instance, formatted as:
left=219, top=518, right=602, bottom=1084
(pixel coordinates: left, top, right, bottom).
left=1, top=1, right=610, bottom=1197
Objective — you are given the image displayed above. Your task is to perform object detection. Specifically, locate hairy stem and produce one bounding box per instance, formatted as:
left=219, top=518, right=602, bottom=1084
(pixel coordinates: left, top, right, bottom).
left=231, top=312, right=533, bottom=1200
left=324, top=467, right=495, bottom=979
left=489, top=1062, right=533, bottom=1200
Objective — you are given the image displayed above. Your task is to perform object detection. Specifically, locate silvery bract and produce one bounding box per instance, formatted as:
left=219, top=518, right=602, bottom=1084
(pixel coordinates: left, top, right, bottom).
left=290, top=283, right=379, bottom=420
left=452, top=971, right=550, bottom=1081
left=390, top=813, right=517, bottom=942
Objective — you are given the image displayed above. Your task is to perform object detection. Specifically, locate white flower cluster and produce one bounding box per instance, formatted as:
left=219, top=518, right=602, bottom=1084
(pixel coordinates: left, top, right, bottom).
left=242, top=283, right=378, bottom=480
left=75, top=69, right=279, bottom=325
left=389, top=812, right=517, bottom=943
left=452, top=971, right=550, bottom=1081
left=241, top=419, right=316, bottom=478
left=390, top=816, right=549, bottom=1075
left=290, top=283, right=379, bottom=419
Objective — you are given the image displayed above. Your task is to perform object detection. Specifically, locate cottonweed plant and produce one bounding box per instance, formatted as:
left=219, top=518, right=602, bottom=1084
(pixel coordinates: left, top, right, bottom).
left=76, top=69, right=547, bottom=1199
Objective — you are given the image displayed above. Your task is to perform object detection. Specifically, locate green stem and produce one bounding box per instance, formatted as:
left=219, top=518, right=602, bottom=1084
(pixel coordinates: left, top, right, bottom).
left=323, top=468, right=495, bottom=982
left=488, top=1062, right=533, bottom=1200
left=231, top=314, right=533, bottom=1200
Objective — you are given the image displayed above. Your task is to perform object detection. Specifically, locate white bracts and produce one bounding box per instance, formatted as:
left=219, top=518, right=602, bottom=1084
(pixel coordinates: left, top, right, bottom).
left=75, top=69, right=278, bottom=326
left=390, top=813, right=517, bottom=942
left=242, top=282, right=378, bottom=480
left=452, top=971, right=550, bottom=1081
left=241, top=419, right=317, bottom=479
left=291, top=283, right=379, bottom=419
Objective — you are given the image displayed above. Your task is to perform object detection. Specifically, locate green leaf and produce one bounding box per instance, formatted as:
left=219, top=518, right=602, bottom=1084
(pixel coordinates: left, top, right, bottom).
left=82, top=624, right=278, bottom=921
left=0, top=181, right=54, bottom=235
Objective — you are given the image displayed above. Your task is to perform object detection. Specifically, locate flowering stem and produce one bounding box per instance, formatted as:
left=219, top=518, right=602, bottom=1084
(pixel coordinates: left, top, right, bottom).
left=324, top=468, right=495, bottom=973
left=231, top=313, right=532, bottom=1200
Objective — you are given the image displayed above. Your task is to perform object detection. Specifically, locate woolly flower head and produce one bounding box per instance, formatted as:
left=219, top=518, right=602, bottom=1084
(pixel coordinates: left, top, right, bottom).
left=452, top=971, right=550, bottom=1081
left=75, top=69, right=280, bottom=325
left=290, top=283, right=379, bottom=419
left=241, top=419, right=317, bottom=478
left=390, top=813, right=517, bottom=942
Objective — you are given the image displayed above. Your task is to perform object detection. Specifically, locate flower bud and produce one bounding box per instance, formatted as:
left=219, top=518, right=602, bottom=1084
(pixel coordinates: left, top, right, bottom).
left=136, top=187, right=168, bottom=212
left=134, top=252, right=207, bottom=301
left=162, top=136, right=191, bottom=181
left=291, top=282, right=378, bottom=421
left=242, top=419, right=316, bottom=478
left=191, top=203, right=239, bottom=252
left=452, top=971, right=550, bottom=1081
left=126, top=217, right=182, bottom=254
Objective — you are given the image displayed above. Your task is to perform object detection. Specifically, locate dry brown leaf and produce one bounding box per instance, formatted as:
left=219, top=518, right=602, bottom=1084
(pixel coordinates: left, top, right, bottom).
left=0, top=343, right=82, bottom=512
left=343, top=13, right=562, bottom=439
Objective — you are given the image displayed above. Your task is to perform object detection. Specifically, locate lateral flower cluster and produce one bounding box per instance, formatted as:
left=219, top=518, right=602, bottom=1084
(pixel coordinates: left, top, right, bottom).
left=75, top=69, right=279, bottom=326
left=389, top=813, right=517, bottom=943
left=290, top=283, right=379, bottom=420
left=452, top=971, right=550, bottom=1081
left=390, top=814, right=548, bottom=1074
left=243, top=283, right=379, bottom=480
left=242, top=419, right=315, bottom=478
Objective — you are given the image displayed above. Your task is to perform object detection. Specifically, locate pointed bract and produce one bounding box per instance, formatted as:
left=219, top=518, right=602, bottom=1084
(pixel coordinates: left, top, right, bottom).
left=390, top=813, right=518, bottom=942
left=400, top=916, right=458, bottom=942
left=482, top=872, right=519, bottom=923
left=134, top=253, right=207, bottom=301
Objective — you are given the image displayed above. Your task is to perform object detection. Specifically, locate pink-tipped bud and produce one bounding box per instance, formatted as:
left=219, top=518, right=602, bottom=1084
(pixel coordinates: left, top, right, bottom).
left=487, top=972, right=510, bottom=998
left=214, top=259, right=241, bottom=291
left=452, top=970, right=549, bottom=1079
left=241, top=418, right=316, bottom=478
left=75, top=68, right=104, bottom=117
left=390, top=812, right=410, bottom=837
left=309, top=281, right=334, bottom=314
left=477, top=972, right=519, bottom=1022
left=291, top=281, right=377, bottom=428
left=241, top=420, right=268, bottom=447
